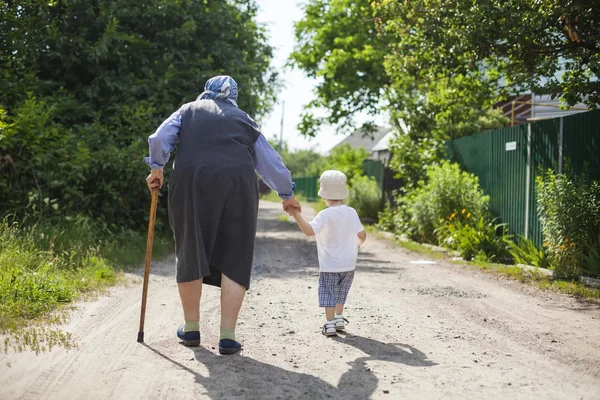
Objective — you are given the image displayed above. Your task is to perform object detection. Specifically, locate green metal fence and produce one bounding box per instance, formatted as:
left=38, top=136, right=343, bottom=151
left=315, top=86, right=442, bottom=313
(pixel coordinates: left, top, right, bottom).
left=447, top=110, right=600, bottom=247
left=363, top=159, right=384, bottom=191
left=294, top=176, right=319, bottom=202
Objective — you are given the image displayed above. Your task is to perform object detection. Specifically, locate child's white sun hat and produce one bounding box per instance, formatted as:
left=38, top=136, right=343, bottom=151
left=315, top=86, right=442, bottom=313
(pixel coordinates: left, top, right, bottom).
left=318, top=170, right=350, bottom=200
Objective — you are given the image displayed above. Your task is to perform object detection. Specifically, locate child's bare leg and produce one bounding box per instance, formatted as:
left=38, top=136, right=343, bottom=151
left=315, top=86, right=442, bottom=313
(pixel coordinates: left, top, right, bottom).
left=335, top=303, right=344, bottom=315
left=325, top=307, right=335, bottom=321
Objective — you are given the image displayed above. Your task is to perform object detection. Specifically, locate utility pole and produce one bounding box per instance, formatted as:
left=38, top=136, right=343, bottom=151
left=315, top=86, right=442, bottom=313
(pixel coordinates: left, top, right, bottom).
left=279, top=101, right=285, bottom=152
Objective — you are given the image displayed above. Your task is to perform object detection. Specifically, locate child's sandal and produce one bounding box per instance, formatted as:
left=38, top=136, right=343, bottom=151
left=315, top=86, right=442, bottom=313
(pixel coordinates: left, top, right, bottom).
left=322, top=322, right=337, bottom=336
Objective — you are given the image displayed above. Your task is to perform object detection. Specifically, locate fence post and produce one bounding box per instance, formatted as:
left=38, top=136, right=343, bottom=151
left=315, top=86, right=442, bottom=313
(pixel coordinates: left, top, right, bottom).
left=558, top=117, right=564, bottom=175
left=524, top=124, right=532, bottom=240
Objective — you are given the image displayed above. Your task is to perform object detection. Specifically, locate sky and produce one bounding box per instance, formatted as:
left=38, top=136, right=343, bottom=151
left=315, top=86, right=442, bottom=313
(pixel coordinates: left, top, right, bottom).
left=255, top=0, right=344, bottom=153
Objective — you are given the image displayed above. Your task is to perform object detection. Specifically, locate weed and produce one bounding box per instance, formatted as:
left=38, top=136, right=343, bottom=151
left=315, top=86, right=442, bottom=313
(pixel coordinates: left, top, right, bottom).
left=509, top=235, right=551, bottom=269
left=0, top=219, right=172, bottom=353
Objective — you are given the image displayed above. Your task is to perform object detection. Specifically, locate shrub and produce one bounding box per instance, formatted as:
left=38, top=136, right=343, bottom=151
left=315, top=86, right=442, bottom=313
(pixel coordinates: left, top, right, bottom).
left=508, top=235, right=551, bottom=269
left=321, top=144, right=371, bottom=183
left=436, top=216, right=512, bottom=262
left=402, top=161, right=489, bottom=242
left=582, top=236, right=600, bottom=279
left=0, top=218, right=172, bottom=334
left=377, top=202, right=399, bottom=232
left=537, top=170, right=600, bottom=279
left=347, top=175, right=381, bottom=221
left=0, top=1, right=276, bottom=230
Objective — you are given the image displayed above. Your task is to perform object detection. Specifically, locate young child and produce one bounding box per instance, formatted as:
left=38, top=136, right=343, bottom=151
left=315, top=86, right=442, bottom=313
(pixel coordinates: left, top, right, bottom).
left=290, top=170, right=367, bottom=336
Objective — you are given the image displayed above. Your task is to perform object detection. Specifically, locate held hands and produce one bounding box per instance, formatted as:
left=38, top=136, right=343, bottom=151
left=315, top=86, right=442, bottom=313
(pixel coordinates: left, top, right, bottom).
left=282, top=195, right=301, bottom=216
left=146, top=168, right=164, bottom=191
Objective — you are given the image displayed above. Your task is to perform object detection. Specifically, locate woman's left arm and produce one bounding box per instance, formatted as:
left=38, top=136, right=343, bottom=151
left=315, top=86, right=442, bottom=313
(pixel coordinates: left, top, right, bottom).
left=254, top=134, right=295, bottom=199
left=145, top=109, right=182, bottom=190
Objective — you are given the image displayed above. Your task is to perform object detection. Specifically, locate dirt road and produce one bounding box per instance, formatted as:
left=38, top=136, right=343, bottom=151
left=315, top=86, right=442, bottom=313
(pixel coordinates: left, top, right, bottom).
left=1, top=201, right=599, bottom=399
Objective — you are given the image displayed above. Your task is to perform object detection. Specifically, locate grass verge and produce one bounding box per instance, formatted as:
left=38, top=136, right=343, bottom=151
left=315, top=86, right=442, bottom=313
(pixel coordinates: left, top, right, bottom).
left=371, top=227, right=600, bottom=301
left=0, top=217, right=172, bottom=353
left=366, top=227, right=444, bottom=259
left=260, top=191, right=327, bottom=213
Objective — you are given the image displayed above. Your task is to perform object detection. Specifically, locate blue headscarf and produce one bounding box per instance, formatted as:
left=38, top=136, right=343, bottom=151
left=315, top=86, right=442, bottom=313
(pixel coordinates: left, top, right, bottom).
left=197, top=75, right=239, bottom=107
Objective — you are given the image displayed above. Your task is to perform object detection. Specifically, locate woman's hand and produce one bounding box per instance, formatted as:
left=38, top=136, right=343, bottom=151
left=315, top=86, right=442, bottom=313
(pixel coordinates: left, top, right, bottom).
left=146, top=168, right=164, bottom=191
left=282, top=196, right=301, bottom=215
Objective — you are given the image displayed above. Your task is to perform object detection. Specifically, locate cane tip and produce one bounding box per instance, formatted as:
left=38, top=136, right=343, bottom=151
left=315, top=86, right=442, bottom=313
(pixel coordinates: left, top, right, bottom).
left=137, top=332, right=144, bottom=343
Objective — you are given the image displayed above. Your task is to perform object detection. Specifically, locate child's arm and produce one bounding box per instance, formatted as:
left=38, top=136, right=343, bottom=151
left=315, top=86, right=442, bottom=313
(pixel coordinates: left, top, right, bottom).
left=358, top=230, right=367, bottom=247
left=290, top=209, right=315, bottom=237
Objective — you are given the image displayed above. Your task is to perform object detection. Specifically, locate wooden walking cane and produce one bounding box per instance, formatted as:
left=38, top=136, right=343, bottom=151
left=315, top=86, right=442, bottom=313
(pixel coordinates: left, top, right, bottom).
left=137, top=188, right=159, bottom=343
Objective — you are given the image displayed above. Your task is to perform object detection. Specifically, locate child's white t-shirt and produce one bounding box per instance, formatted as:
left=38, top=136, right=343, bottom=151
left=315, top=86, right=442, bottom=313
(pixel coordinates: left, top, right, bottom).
left=309, top=205, right=365, bottom=273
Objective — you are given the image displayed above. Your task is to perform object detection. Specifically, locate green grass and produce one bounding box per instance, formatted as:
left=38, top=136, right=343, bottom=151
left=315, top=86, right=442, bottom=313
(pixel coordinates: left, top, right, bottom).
left=366, top=226, right=444, bottom=259
left=260, top=191, right=284, bottom=203
left=260, top=191, right=327, bottom=213
left=370, top=226, right=600, bottom=301
left=0, top=218, right=172, bottom=353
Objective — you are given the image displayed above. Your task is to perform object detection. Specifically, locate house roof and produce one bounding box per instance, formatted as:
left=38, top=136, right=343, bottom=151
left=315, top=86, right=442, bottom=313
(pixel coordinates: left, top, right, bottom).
left=371, top=131, right=394, bottom=152
left=332, top=126, right=391, bottom=153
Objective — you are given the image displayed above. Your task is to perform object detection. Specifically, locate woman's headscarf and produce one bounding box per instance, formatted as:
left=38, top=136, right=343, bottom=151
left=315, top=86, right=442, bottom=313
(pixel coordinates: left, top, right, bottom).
left=197, top=75, right=238, bottom=107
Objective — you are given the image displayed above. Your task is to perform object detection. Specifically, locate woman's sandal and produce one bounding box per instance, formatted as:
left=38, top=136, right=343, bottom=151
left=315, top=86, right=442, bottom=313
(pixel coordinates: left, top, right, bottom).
left=177, top=325, right=201, bottom=347
left=219, top=339, right=242, bottom=355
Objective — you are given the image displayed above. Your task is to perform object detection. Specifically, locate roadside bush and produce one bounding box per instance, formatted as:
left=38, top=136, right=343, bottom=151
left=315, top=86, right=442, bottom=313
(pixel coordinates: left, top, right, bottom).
left=347, top=175, right=381, bottom=222
left=402, top=161, right=489, bottom=242
left=0, top=220, right=113, bottom=329
left=377, top=201, right=402, bottom=233
left=436, top=216, right=512, bottom=262
left=582, top=236, right=600, bottom=279
left=0, top=218, right=172, bottom=333
left=537, top=170, right=600, bottom=279
left=0, top=1, right=276, bottom=230
left=508, top=236, right=551, bottom=269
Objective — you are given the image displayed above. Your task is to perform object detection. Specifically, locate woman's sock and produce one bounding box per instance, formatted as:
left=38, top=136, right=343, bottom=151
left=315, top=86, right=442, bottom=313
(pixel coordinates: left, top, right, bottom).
left=184, top=321, right=200, bottom=332
left=220, top=328, right=236, bottom=341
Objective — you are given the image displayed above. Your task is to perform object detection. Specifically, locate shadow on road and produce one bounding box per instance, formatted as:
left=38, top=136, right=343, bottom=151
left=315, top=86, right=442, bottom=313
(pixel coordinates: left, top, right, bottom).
left=334, top=334, right=437, bottom=367
left=142, top=336, right=436, bottom=399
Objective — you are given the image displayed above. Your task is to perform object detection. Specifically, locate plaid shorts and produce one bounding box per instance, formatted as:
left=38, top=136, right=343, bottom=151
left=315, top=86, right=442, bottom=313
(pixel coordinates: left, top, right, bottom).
left=318, top=271, right=355, bottom=308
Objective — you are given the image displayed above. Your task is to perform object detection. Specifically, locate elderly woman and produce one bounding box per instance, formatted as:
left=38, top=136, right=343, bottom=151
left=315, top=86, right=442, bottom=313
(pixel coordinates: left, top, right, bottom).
left=145, top=76, right=300, bottom=354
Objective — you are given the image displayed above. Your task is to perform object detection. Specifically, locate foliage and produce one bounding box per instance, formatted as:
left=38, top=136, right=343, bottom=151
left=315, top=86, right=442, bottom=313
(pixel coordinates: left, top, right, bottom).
left=0, top=0, right=276, bottom=229
left=437, top=217, right=513, bottom=262
left=377, top=202, right=400, bottom=233
left=290, top=0, right=391, bottom=137
left=346, top=175, right=381, bottom=221
left=321, top=144, right=371, bottom=183
left=387, top=135, right=444, bottom=191
left=537, top=170, right=600, bottom=279
left=292, top=0, right=600, bottom=138
left=581, top=236, right=600, bottom=279
left=384, top=77, right=507, bottom=188
left=291, top=0, right=508, bottom=187
left=376, top=0, right=600, bottom=109
left=508, top=236, right=551, bottom=270
left=292, top=0, right=599, bottom=186
left=270, top=139, right=324, bottom=178
left=402, top=162, right=490, bottom=243
left=0, top=218, right=171, bottom=352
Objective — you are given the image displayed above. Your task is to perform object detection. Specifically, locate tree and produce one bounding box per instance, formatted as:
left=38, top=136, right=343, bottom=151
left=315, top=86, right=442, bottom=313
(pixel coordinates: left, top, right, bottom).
left=292, top=1, right=599, bottom=140
left=321, top=144, right=370, bottom=182
left=291, top=0, right=507, bottom=187
left=293, top=0, right=600, bottom=187
left=376, top=0, right=600, bottom=108
left=0, top=0, right=276, bottom=228
left=269, top=139, right=324, bottom=177
left=290, top=0, right=391, bottom=137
